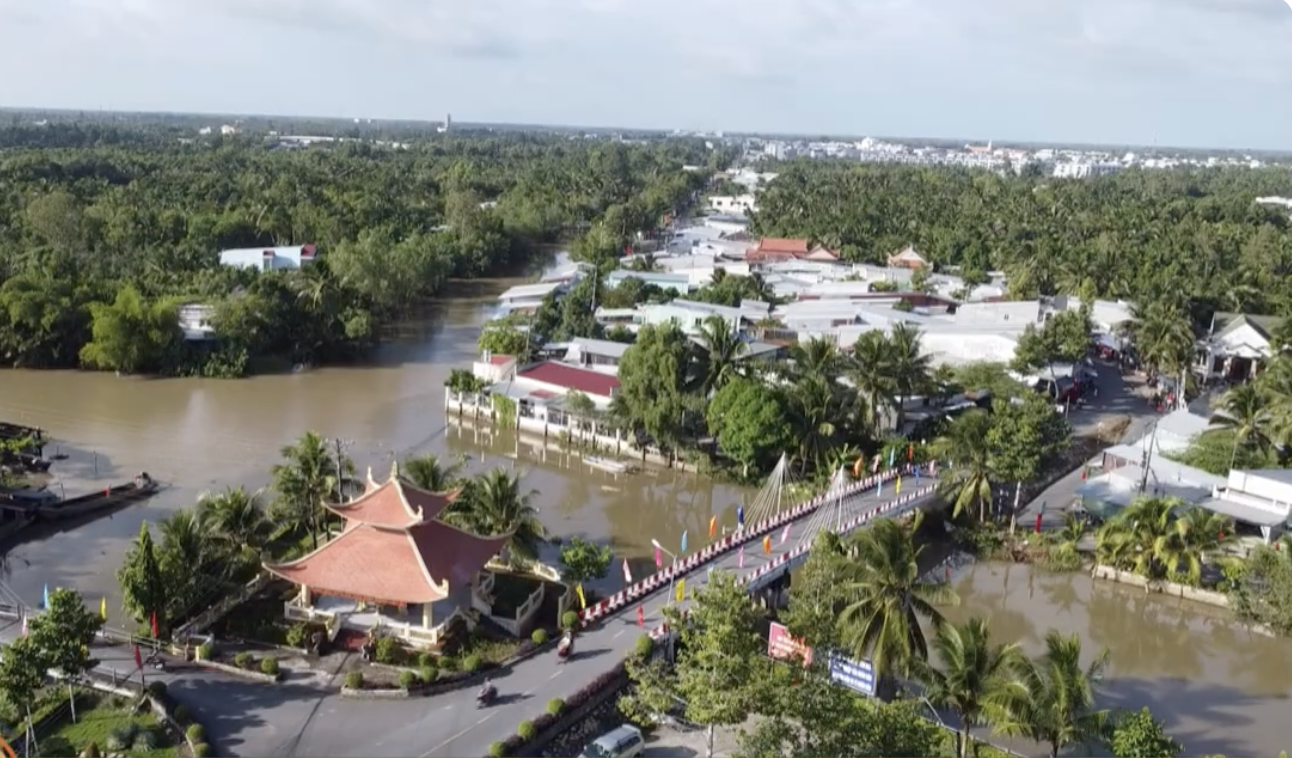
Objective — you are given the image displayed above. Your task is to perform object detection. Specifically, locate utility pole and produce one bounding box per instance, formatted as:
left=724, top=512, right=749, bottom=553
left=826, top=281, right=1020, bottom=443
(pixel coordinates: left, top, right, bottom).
left=1137, top=421, right=1159, bottom=495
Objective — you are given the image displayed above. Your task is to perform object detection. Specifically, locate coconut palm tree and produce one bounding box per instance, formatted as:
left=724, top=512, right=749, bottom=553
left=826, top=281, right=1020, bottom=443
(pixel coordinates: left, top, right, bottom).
left=995, top=631, right=1111, bottom=758
left=1128, top=301, right=1195, bottom=380
left=271, top=431, right=353, bottom=550
left=1152, top=507, right=1235, bottom=586
left=696, top=314, right=747, bottom=395
left=1208, top=383, right=1275, bottom=465
left=401, top=453, right=464, bottom=492
left=792, top=336, right=842, bottom=381
left=787, top=375, right=843, bottom=474
left=847, top=331, right=897, bottom=436
left=889, top=323, right=932, bottom=431
left=934, top=409, right=995, bottom=523
left=197, top=486, right=269, bottom=550
left=1095, top=496, right=1187, bottom=576
left=914, top=617, right=1026, bottom=758
left=447, top=467, right=548, bottom=566
left=837, top=517, right=957, bottom=694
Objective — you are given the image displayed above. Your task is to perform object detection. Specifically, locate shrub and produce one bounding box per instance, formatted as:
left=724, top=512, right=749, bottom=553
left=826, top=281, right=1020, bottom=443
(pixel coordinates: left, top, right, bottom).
left=417, top=651, right=436, bottom=668
left=105, top=726, right=136, bottom=752
left=196, top=642, right=213, bottom=661
left=420, top=666, right=438, bottom=684
left=261, top=656, right=280, bottom=677
left=462, top=654, right=482, bottom=673
left=546, top=697, right=565, bottom=715
left=399, top=670, right=417, bottom=689
left=132, top=729, right=158, bottom=752
left=285, top=622, right=310, bottom=648
left=488, top=742, right=506, bottom=757
left=634, top=635, right=655, bottom=659
left=517, top=720, right=537, bottom=740
left=561, top=610, right=579, bottom=629
left=173, top=704, right=191, bottom=724
left=146, top=681, right=167, bottom=698
left=233, top=651, right=254, bottom=669
left=438, top=655, right=457, bottom=671
left=344, top=670, right=364, bottom=690
left=193, top=743, right=211, bottom=757
left=375, top=636, right=402, bottom=664
left=531, top=628, right=548, bottom=645
left=186, top=724, right=205, bottom=743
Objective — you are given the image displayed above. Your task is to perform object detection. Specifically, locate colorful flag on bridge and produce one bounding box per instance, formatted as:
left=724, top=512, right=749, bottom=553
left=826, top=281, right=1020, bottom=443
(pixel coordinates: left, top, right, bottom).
left=914, top=466, right=920, bottom=484
left=876, top=479, right=883, bottom=497
left=780, top=524, right=791, bottom=545
left=708, top=515, right=717, bottom=539
left=680, top=531, right=689, bottom=554
left=907, top=443, right=914, bottom=460
left=852, top=456, right=864, bottom=478
left=930, top=459, right=938, bottom=476
left=738, top=545, right=745, bottom=568
left=762, top=535, right=772, bottom=555
left=100, top=597, right=107, bottom=621
left=150, top=611, right=159, bottom=638
left=888, top=448, right=896, bottom=468
left=675, top=579, right=686, bottom=603
left=20, top=611, right=27, bottom=638
left=896, top=476, right=902, bottom=495
left=871, top=454, right=881, bottom=473
left=654, top=546, right=662, bottom=568
left=42, top=584, right=49, bottom=609
left=575, top=584, right=587, bottom=609
left=133, top=644, right=143, bottom=670
left=737, top=505, right=745, bottom=529
left=623, top=559, right=633, bottom=585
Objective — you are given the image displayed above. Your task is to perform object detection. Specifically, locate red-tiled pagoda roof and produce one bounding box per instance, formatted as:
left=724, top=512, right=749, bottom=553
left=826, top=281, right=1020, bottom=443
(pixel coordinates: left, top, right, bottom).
left=265, top=480, right=511, bottom=606
left=323, top=462, right=459, bottom=528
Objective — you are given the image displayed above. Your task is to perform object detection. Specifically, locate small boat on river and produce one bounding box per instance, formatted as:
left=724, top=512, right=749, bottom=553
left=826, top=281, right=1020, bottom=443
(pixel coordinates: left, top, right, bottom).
left=584, top=456, right=631, bottom=475
left=17, top=473, right=160, bottom=521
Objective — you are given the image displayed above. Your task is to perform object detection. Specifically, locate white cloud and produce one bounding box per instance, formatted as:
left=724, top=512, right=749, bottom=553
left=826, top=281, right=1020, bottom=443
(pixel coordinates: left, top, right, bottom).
left=0, top=0, right=1289, bottom=147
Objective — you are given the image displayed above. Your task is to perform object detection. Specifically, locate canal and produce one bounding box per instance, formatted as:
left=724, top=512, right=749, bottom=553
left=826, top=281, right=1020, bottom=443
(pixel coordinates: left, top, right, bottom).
left=946, top=562, right=1292, bottom=756
left=0, top=265, right=752, bottom=612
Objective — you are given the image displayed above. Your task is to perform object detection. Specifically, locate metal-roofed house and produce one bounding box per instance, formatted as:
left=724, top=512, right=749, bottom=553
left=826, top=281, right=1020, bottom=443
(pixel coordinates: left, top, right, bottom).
left=220, top=244, right=317, bottom=271
left=561, top=338, right=632, bottom=374
left=1200, top=469, right=1292, bottom=542
left=1196, top=312, right=1282, bottom=382
left=605, top=270, right=692, bottom=294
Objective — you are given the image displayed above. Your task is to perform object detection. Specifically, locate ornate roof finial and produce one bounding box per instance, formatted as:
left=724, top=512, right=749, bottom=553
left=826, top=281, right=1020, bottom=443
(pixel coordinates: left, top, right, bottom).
left=366, top=466, right=375, bottom=486
left=390, top=458, right=400, bottom=481
left=416, top=506, right=425, bottom=522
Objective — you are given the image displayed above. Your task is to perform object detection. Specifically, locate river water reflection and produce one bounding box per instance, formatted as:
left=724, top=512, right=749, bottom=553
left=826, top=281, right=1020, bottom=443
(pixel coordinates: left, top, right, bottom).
left=946, top=562, right=1292, bottom=756
left=0, top=274, right=752, bottom=611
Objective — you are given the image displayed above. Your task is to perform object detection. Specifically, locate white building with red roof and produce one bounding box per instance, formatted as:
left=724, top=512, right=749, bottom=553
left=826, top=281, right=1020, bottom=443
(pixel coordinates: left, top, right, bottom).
left=266, top=463, right=517, bottom=647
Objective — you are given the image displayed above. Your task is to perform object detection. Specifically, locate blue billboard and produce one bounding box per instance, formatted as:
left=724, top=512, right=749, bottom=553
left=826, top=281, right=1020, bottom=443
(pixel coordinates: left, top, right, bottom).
left=827, top=652, right=876, bottom=697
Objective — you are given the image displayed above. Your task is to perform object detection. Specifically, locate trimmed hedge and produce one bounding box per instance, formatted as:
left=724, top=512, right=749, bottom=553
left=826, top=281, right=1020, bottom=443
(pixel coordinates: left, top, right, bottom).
left=517, top=720, right=537, bottom=740
left=634, top=635, right=655, bottom=658
left=531, top=628, right=548, bottom=644
left=186, top=724, right=205, bottom=743
left=399, top=670, right=418, bottom=689
left=344, top=671, right=364, bottom=689
left=546, top=697, right=564, bottom=715
left=261, top=656, right=280, bottom=676
left=561, top=610, right=579, bottom=629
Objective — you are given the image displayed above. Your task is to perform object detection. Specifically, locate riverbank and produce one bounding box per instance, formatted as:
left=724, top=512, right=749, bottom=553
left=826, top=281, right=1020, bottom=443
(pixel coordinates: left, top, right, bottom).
left=944, top=561, right=1292, bottom=756
left=0, top=278, right=752, bottom=618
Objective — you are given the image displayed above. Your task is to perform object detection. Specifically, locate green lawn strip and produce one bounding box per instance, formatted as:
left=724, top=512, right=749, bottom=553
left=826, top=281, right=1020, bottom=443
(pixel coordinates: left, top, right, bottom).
left=39, top=690, right=179, bottom=758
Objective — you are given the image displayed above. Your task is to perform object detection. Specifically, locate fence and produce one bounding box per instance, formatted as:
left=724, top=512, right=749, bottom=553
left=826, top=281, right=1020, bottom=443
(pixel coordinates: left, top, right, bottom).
left=581, top=463, right=940, bottom=626
left=174, top=572, right=270, bottom=639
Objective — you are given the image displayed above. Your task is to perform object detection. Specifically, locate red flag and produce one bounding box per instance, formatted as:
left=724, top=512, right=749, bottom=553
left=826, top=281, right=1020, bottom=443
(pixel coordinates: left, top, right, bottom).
left=133, top=644, right=143, bottom=669
left=907, top=444, right=913, bottom=461
left=708, top=515, right=717, bottom=539
left=1081, top=468, right=1088, bottom=480
left=150, top=611, right=159, bottom=638
left=1034, top=513, right=1043, bottom=534
left=637, top=606, right=644, bottom=627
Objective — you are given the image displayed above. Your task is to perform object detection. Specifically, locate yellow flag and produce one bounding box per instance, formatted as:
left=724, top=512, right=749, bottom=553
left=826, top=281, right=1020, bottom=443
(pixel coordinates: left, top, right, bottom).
left=575, top=583, right=587, bottom=609
left=896, top=475, right=902, bottom=494
left=675, top=578, right=686, bottom=603
left=100, top=597, right=107, bottom=621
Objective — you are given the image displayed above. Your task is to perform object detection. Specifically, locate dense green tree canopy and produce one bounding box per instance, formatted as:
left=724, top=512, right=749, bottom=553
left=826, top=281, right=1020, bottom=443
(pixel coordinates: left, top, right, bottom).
left=0, top=131, right=717, bottom=375
left=751, top=162, right=1292, bottom=319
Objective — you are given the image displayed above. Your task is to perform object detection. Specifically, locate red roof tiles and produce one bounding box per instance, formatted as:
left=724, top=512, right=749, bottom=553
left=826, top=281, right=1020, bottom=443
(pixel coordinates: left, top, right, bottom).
left=324, top=467, right=458, bottom=528
left=517, top=361, right=619, bottom=398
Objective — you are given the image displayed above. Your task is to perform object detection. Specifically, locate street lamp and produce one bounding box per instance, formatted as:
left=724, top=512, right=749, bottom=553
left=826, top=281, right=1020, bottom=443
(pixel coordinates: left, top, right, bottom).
left=651, top=538, right=679, bottom=605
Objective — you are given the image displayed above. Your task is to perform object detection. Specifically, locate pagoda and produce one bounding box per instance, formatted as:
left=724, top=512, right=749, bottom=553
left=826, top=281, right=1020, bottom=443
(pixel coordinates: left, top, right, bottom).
left=265, top=461, right=511, bottom=647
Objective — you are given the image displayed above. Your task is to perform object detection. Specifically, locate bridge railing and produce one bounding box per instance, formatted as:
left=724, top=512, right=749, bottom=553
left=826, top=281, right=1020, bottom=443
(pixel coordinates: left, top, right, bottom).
left=580, top=462, right=941, bottom=625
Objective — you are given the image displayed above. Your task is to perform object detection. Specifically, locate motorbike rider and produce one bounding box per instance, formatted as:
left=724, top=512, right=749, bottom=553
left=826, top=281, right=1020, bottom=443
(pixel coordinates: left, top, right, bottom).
left=478, top=677, right=496, bottom=701
left=558, top=629, right=574, bottom=655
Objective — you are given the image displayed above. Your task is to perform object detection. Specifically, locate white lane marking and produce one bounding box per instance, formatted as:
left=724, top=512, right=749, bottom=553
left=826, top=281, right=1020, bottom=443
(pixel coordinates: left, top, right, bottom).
left=549, top=670, right=563, bottom=680
left=419, top=711, right=496, bottom=757
left=614, top=629, right=625, bottom=638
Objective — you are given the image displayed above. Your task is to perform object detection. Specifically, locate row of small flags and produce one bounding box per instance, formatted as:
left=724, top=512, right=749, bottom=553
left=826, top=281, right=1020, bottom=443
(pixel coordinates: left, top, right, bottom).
left=576, top=458, right=949, bottom=612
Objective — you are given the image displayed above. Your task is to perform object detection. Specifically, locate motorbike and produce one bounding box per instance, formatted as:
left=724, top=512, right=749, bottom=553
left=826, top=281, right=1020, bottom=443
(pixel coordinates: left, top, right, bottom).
left=557, top=642, right=572, bottom=662
left=143, top=653, right=167, bottom=671
left=476, top=686, right=497, bottom=708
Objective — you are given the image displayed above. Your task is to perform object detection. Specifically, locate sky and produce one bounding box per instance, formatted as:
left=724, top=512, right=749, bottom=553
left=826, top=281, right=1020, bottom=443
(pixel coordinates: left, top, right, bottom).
left=1, top=0, right=1290, bottom=150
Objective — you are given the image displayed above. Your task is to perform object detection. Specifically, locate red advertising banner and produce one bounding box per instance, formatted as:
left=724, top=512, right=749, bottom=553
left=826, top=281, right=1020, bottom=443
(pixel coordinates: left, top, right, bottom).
left=768, top=621, right=813, bottom=666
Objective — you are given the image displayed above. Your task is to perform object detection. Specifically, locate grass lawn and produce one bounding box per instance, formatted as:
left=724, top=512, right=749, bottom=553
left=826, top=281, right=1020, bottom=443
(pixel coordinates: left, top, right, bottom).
left=40, top=691, right=179, bottom=758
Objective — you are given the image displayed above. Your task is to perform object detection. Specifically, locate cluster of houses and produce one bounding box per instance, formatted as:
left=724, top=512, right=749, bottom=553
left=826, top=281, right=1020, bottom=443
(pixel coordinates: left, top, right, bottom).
left=1079, top=407, right=1290, bottom=545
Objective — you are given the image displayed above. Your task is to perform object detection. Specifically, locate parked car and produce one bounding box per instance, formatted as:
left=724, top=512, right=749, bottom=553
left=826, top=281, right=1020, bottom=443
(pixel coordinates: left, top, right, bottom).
left=581, top=725, right=646, bottom=758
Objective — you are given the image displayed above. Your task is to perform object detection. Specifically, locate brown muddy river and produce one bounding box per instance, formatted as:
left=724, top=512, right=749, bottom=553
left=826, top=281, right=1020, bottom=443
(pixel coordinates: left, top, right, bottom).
left=947, top=562, right=1292, bottom=756
left=0, top=270, right=750, bottom=611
